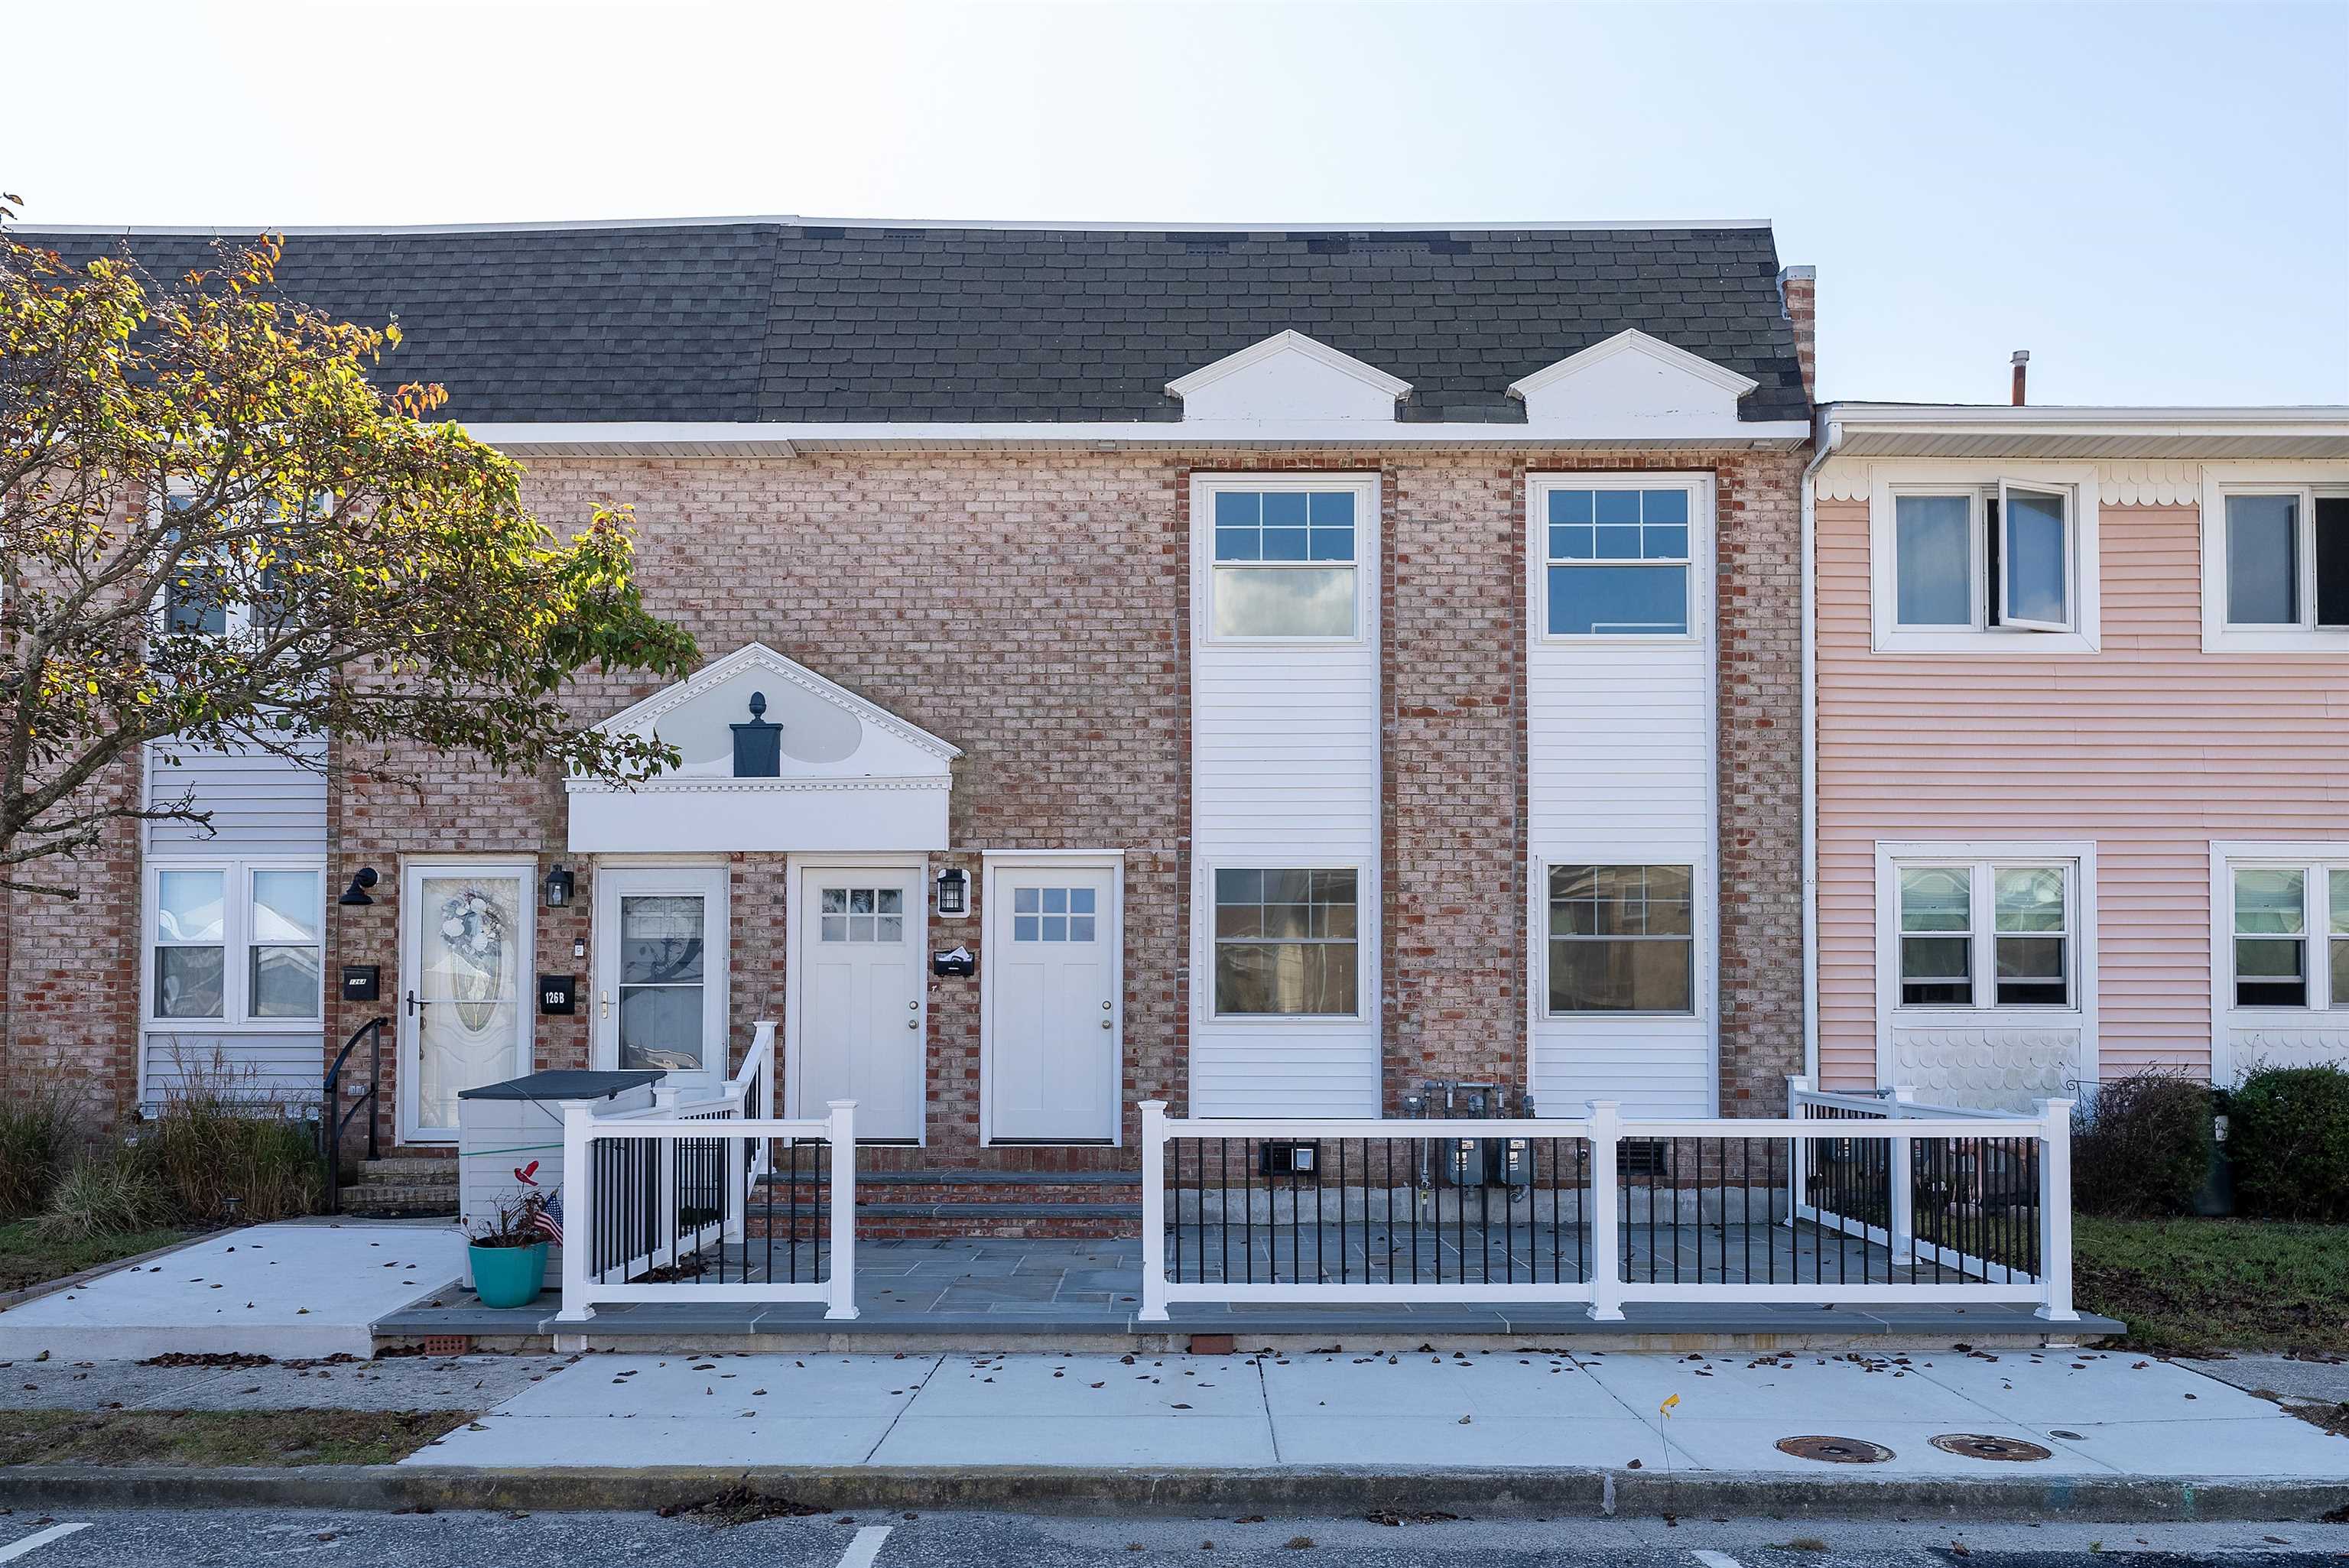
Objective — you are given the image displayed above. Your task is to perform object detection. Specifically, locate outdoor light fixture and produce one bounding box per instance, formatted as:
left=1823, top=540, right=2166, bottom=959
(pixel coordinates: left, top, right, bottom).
left=934, top=866, right=969, bottom=918
left=338, top=868, right=379, bottom=907
left=543, top=865, right=575, bottom=908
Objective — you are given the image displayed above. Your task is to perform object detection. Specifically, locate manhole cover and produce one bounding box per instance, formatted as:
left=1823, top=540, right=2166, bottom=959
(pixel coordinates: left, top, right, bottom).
left=1774, top=1435, right=1894, bottom=1464
left=1930, top=1433, right=2054, bottom=1462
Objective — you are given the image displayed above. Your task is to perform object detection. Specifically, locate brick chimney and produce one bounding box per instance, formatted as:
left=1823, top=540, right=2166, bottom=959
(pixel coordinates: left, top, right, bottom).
left=1778, top=265, right=1817, bottom=404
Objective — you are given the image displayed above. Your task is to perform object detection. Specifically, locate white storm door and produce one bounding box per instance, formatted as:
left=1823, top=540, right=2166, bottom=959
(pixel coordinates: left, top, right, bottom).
left=594, top=866, right=729, bottom=1105
left=794, top=865, right=924, bottom=1142
left=399, top=862, right=534, bottom=1144
left=986, top=863, right=1119, bottom=1144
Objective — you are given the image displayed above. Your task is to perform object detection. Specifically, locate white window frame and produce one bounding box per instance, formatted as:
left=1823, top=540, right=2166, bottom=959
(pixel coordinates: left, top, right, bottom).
left=1200, top=857, right=1369, bottom=1024
left=1528, top=472, right=1710, bottom=647
left=1541, top=860, right=1700, bottom=1018
left=1191, top=472, right=1378, bottom=647
left=1875, top=842, right=2097, bottom=1024
left=2199, top=465, right=2349, bottom=652
left=2211, top=844, right=2348, bottom=1019
left=1867, top=463, right=2100, bottom=653
left=141, top=854, right=327, bottom=1031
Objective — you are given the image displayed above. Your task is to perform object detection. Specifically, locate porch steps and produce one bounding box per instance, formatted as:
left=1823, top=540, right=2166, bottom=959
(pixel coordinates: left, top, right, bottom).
left=338, top=1155, right=458, bottom=1218
left=751, top=1168, right=1145, bottom=1239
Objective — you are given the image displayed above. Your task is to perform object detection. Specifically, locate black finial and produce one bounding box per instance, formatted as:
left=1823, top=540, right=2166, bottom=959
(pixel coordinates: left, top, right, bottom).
left=748, top=690, right=768, bottom=720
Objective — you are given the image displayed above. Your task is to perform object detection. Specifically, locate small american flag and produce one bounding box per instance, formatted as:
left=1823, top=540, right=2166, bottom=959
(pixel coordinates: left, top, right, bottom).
left=529, top=1191, right=564, bottom=1247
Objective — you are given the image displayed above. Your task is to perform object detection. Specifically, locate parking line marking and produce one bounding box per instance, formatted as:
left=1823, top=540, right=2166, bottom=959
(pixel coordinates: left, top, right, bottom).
left=1691, top=1553, right=1744, bottom=1568
left=837, top=1524, right=892, bottom=1568
left=0, top=1524, right=91, bottom=1561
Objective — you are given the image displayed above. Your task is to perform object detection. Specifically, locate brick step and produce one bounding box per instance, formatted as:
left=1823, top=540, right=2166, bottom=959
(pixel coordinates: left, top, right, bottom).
left=339, top=1182, right=460, bottom=1216
left=852, top=1177, right=1139, bottom=1206
left=743, top=1200, right=1144, bottom=1242
left=856, top=1168, right=1141, bottom=1187
left=359, top=1158, right=457, bottom=1183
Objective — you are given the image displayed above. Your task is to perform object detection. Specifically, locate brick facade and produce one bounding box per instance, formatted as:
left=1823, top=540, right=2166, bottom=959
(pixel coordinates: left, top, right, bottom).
left=6, top=444, right=1806, bottom=1157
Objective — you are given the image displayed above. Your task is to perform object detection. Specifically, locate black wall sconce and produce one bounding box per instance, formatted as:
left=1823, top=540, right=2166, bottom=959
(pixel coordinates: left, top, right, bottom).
left=543, top=864, right=575, bottom=908
left=338, top=867, right=379, bottom=907
left=935, top=866, right=969, bottom=918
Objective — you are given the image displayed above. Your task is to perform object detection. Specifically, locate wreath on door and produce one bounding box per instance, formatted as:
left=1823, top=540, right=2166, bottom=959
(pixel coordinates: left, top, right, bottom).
left=437, top=889, right=510, bottom=1033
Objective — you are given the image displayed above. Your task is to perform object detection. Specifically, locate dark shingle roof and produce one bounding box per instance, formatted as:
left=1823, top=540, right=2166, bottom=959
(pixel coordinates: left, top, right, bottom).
left=12, top=222, right=1809, bottom=424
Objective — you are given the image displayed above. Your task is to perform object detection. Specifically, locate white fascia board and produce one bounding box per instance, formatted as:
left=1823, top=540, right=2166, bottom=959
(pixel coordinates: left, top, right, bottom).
left=1507, top=329, right=1760, bottom=402
left=31, top=216, right=1779, bottom=238
left=1819, top=401, right=2349, bottom=436
left=469, top=419, right=1811, bottom=454
left=1164, top=330, right=1412, bottom=402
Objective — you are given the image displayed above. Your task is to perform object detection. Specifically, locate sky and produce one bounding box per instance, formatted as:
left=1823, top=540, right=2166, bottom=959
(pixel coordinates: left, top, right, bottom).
left=10, top=0, right=2346, bottom=407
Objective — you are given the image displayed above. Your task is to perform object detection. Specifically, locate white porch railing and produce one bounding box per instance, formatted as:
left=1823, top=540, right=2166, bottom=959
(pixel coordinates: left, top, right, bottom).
left=554, top=1021, right=856, bottom=1323
left=1139, top=1093, right=2075, bottom=1324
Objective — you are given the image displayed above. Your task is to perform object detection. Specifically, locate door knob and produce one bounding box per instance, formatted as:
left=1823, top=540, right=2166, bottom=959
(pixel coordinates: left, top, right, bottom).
left=1100, top=1018, right=1112, bottom=1030
left=907, top=1018, right=919, bottom=1030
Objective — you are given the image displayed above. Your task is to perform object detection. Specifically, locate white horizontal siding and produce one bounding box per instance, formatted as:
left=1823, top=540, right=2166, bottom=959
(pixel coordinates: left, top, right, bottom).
left=146, top=739, right=327, bottom=855
left=1525, top=475, right=1717, bottom=1120
left=141, top=1031, right=324, bottom=1108
left=1189, top=475, right=1382, bottom=1118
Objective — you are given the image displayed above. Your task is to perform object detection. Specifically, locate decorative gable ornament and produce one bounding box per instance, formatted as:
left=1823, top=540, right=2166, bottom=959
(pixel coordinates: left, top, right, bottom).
left=1507, top=329, right=1759, bottom=433
left=1165, top=330, right=1411, bottom=423
left=566, top=643, right=960, bottom=854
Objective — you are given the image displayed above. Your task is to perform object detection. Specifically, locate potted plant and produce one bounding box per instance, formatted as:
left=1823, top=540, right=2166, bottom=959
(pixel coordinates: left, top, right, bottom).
left=467, top=1192, right=551, bottom=1309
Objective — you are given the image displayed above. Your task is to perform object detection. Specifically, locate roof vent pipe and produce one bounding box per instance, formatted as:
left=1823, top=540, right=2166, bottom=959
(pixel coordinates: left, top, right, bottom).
left=2011, top=349, right=2030, bottom=407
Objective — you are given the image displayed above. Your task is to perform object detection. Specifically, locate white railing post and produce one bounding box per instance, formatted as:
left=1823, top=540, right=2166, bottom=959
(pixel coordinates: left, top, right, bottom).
left=555, top=1103, right=596, bottom=1323
left=1585, top=1101, right=1624, bottom=1322
left=752, top=1022, right=776, bottom=1121
left=824, top=1101, right=859, bottom=1320
left=2035, top=1096, right=2077, bottom=1321
left=1139, top=1100, right=1169, bottom=1323
left=1888, top=1085, right=1916, bottom=1262
left=651, top=1086, right=682, bottom=1268
left=1784, top=1075, right=1813, bottom=1225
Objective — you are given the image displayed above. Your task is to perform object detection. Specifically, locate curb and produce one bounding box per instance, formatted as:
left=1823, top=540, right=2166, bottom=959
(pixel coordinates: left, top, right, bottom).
left=0, top=1465, right=2341, bottom=1522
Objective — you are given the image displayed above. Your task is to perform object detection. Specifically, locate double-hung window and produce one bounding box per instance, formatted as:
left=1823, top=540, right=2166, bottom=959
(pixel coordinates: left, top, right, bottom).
left=1872, top=468, right=2097, bottom=651
left=2207, top=483, right=2349, bottom=648
left=148, top=859, right=325, bottom=1024
left=1208, top=487, right=1359, bottom=639
left=1546, top=864, right=1695, bottom=1013
left=1890, top=855, right=2081, bottom=1011
left=1542, top=485, right=1694, bottom=637
left=1210, top=868, right=1360, bottom=1017
left=2228, top=858, right=2349, bottom=1011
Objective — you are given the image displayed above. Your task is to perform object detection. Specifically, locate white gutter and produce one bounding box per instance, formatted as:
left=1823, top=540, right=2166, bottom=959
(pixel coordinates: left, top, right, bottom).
left=1798, top=412, right=1844, bottom=1085
left=466, top=418, right=1811, bottom=456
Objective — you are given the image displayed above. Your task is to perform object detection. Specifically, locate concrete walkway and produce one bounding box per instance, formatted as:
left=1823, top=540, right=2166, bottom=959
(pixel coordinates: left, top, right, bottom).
left=0, top=1219, right=466, bottom=1360
left=406, top=1345, right=2348, bottom=1479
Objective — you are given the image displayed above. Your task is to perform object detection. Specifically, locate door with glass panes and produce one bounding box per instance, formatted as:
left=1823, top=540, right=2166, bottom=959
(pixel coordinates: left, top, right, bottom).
left=791, top=864, right=924, bottom=1141
left=593, top=866, right=729, bottom=1104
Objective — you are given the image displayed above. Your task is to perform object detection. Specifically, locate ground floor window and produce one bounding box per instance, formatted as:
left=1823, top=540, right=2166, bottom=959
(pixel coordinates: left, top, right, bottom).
left=1883, top=849, right=2083, bottom=1013
left=1546, top=864, right=1694, bottom=1014
left=2229, top=855, right=2349, bottom=1011
left=148, top=857, right=324, bottom=1024
left=1211, top=867, right=1359, bottom=1016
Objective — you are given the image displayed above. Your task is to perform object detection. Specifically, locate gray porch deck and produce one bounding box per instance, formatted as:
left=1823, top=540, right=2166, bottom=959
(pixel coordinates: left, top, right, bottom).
left=375, top=1232, right=2120, bottom=1348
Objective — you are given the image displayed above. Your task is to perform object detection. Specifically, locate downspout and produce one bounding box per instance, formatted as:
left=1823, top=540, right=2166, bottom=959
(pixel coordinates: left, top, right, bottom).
left=1798, top=411, right=1843, bottom=1083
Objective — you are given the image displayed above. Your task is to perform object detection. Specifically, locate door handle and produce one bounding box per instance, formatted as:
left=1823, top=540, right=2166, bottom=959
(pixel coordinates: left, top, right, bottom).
left=404, top=991, right=428, bottom=1018
left=600, top=991, right=610, bottom=1018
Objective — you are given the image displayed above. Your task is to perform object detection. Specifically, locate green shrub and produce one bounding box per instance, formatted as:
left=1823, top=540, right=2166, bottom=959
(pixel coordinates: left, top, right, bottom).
left=138, top=1049, right=323, bottom=1224
left=2072, top=1070, right=2215, bottom=1217
left=0, top=1076, right=83, bottom=1219
left=36, top=1147, right=171, bottom=1242
left=2227, top=1064, right=2349, bottom=1221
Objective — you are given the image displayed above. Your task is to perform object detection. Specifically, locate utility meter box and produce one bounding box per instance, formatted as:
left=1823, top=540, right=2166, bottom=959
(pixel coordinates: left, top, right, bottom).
left=456, top=1070, right=664, bottom=1289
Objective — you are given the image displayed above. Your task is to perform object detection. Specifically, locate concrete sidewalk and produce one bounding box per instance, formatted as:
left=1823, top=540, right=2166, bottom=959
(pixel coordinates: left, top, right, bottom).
left=405, top=1345, right=2348, bottom=1480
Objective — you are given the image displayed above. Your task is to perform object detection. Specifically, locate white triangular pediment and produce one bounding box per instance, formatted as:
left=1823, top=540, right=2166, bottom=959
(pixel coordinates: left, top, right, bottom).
left=1165, top=330, right=1410, bottom=423
left=1507, top=329, right=1759, bottom=431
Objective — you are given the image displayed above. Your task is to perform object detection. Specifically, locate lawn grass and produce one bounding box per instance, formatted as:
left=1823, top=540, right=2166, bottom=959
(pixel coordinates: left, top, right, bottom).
left=0, top=1218, right=194, bottom=1295
left=2074, top=1215, right=2349, bottom=1355
left=0, top=1409, right=476, bottom=1467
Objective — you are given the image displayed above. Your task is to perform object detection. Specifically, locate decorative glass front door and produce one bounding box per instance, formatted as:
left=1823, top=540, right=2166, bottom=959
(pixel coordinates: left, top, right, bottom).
left=401, top=865, right=532, bottom=1141
left=594, top=866, right=729, bottom=1103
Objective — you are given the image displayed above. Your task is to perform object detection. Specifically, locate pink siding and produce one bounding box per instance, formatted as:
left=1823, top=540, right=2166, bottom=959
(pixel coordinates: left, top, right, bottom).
left=1816, top=497, right=2349, bottom=1089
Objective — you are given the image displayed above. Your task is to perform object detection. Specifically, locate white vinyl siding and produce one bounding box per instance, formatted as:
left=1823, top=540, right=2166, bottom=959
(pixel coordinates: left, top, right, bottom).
left=1189, top=474, right=1380, bottom=1117
left=1526, top=473, right=1717, bottom=1118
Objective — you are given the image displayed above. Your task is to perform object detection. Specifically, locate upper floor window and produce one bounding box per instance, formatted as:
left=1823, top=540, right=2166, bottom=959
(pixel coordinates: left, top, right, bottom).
left=2221, top=490, right=2348, bottom=631
left=1208, top=488, right=1358, bottom=638
left=2230, top=859, right=2349, bottom=1011
left=149, top=859, right=324, bottom=1024
left=1870, top=467, right=2099, bottom=653
left=1541, top=485, right=1693, bottom=637
left=1886, top=853, right=2082, bottom=1011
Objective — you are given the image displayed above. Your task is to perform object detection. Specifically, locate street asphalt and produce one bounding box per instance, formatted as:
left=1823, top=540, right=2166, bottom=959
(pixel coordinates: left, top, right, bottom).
left=2, top=1507, right=2347, bottom=1566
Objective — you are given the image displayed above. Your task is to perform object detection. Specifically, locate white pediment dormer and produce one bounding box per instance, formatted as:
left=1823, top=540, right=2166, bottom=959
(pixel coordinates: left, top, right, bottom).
left=566, top=642, right=960, bottom=854
left=1165, top=330, right=1411, bottom=423
left=1508, top=329, right=1759, bottom=434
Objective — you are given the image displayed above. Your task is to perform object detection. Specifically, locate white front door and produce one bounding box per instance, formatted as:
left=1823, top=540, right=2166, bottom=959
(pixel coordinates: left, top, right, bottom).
left=399, top=862, right=534, bottom=1144
left=594, top=865, right=729, bottom=1105
left=986, top=862, right=1120, bottom=1143
left=792, top=864, right=924, bottom=1142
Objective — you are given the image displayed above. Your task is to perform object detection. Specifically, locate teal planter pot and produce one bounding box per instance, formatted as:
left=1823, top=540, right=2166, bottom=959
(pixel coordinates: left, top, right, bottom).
left=470, top=1241, right=548, bottom=1309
